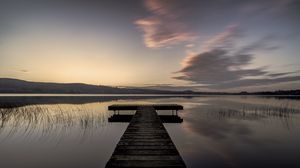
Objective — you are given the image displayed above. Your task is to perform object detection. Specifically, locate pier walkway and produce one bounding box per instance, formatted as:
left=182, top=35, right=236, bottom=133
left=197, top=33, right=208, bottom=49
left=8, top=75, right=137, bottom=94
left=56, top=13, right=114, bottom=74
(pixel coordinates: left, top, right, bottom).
left=106, top=104, right=186, bottom=168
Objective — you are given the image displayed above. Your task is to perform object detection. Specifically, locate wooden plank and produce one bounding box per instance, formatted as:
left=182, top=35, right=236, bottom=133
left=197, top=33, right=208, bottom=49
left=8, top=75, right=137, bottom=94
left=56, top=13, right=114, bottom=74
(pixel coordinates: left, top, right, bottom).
left=108, top=104, right=183, bottom=111
left=106, top=106, right=186, bottom=168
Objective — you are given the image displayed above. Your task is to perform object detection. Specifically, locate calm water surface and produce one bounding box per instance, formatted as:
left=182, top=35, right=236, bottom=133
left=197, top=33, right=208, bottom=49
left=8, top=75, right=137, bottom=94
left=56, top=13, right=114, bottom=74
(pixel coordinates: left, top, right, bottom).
left=0, top=95, right=300, bottom=168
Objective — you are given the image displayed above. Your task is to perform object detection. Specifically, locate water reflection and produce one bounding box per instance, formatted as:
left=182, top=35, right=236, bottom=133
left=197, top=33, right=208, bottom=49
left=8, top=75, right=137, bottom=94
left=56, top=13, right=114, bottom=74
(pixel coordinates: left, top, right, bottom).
left=0, top=104, right=110, bottom=143
left=0, top=95, right=195, bottom=108
left=166, top=96, right=300, bottom=168
left=0, top=95, right=299, bottom=168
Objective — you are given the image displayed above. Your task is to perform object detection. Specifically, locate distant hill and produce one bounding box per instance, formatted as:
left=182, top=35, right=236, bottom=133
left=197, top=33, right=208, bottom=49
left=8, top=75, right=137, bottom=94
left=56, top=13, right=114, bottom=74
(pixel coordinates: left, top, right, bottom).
left=0, top=78, right=299, bottom=95
left=237, top=90, right=300, bottom=96
left=0, top=78, right=193, bottom=94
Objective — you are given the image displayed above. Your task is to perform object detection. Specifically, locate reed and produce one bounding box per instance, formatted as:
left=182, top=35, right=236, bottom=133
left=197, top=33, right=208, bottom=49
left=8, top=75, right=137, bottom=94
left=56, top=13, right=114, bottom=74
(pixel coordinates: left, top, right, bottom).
left=0, top=104, right=109, bottom=142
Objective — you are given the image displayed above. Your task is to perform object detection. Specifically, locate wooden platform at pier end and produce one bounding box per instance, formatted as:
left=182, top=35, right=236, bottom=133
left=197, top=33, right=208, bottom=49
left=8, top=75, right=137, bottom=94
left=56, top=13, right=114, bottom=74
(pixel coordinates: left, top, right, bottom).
left=108, top=104, right=183, bottom=111
left=106, top=105, right=186, bottom=168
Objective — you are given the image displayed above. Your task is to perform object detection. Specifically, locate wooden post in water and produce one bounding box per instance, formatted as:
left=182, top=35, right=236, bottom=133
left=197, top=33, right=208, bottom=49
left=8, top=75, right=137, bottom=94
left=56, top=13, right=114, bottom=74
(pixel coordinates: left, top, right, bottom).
left=106, top=104, right=186, bottom=168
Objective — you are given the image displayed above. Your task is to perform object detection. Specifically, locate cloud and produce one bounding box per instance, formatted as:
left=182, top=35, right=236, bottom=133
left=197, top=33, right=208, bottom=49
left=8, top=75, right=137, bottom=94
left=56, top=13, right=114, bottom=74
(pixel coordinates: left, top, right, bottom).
left=135, top=17, right=193, bottom=48
left=237, top=35, right=280, bottom=53
left=202, top=25, right=241, bottom=51
left=206, top=76, right=300, bottom=89
left=240, top=0, right=296, bottom=14
left=175, top=49, right=268, bottom=84
left=144, top=0, right=172, bottom=17
left=135, top=0, right=194, bottom=48
left=174, top=26, right=300, bottom=90
left=267, top=71, right=299, bottom=77
left=17, top=69, right=29, bottom=73
left=131, top=83, right=202, bottom=91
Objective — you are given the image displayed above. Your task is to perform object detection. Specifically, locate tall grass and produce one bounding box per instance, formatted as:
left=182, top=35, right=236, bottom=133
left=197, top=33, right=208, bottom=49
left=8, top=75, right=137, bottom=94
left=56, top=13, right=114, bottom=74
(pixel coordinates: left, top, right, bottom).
left=0, top=105, right=109, bottom=142
left=203, top=102, right=299, bottom=129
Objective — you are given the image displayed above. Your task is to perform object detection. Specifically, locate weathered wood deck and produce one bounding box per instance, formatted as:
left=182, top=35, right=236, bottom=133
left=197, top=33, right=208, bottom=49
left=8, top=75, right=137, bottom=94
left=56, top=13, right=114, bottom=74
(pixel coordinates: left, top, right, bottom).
left=108, top=104, right=183, bottom=111
left=106, top=105, right=186, bottom=168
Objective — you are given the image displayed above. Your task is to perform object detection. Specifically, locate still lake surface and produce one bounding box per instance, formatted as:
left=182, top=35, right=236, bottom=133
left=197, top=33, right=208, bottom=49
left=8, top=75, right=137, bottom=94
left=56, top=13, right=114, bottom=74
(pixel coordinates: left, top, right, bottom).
left=0, top=95, right=300, bottom=168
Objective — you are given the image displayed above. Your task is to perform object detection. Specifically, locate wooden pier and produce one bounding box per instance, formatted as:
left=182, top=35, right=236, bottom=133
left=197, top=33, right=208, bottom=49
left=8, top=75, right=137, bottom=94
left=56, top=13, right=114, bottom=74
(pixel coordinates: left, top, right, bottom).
left=106, top=104, right=186, bottom=168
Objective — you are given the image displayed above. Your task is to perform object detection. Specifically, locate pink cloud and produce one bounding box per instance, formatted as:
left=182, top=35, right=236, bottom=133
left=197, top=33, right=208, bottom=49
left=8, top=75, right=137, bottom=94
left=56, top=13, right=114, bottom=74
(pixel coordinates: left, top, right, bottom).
left=135, top=17, right=193, bottom=48
left=135, top=0, right=194, bottom=48
left=144, top=0, right=171, bottom=17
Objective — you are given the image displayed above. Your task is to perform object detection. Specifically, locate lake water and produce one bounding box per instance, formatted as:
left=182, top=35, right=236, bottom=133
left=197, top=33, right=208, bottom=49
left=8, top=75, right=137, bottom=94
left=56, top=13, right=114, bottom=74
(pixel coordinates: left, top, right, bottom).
left=0, top=95, right=300, bottom=168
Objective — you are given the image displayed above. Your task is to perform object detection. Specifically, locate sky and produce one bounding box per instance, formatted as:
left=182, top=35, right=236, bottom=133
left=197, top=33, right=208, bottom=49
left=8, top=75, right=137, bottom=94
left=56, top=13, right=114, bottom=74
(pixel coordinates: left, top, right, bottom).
left=0, top=0, right=300, bottom=92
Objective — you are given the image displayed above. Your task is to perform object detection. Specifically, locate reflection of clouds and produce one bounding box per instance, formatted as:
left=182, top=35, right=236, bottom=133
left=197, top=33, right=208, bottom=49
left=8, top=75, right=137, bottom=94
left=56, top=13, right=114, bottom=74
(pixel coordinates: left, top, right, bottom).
left=181, top=108, right=251, bottom=167
left=209, top=96, right=300, bottom=110
left=179, top=96, right=300, bottom=167
left=183, top=108, right=252, bottom=139
left=180, top=113, right=240, bottom=167
left=180, top=104, right=254, bottom=166
left=203, top=97, right=299, bottom=130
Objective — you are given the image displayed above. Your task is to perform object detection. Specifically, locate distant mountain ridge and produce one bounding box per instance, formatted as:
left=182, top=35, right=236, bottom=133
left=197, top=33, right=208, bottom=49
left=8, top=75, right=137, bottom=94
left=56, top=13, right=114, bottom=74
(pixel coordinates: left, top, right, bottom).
left=0, top=78, right=191, bottom=94
left=0, top=78, right=299, bottom=95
